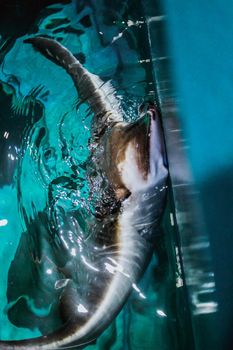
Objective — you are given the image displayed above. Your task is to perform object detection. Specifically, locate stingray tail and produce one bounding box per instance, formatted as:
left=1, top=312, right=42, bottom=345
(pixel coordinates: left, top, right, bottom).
left=24, top=37, right=77, bottom=71
left=0, top=325, right=92, bottom=350
left=24, top=36, right=120, bottom=123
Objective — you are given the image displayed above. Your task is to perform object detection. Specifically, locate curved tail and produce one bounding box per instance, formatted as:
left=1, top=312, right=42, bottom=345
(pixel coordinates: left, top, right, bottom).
left=0, top=249, right=149, bottom=350
left=24, top=36, right=122, bottom=125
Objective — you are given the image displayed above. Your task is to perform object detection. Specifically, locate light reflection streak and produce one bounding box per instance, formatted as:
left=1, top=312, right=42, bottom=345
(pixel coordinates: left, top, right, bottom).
left=70, top=248, right=76, bottom=256
left=60, top=235, right=69, bottom=250
left=77, top=237, right=83, bottom=252
left=8, top=154, right=15, bottom=160
left=106, top=257, right=130, bottom=277
left=77, top=304, right=88, bottom=314
left=156, top=309, right=167, bottom=317
left=81, top=255, right=99, bottom=272
left=132, top=283, right=146, bottom=299
left=4, top=131, right=9, bottom=139
left=105, top=258, right=146, bottom=299
left=0, top=219, right=8, bottom=227
left=54, top=279, right=70, bottom=290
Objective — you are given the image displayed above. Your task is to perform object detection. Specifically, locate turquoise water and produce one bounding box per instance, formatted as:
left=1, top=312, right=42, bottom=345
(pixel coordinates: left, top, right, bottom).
left=0, top=1, right=191, bottom=349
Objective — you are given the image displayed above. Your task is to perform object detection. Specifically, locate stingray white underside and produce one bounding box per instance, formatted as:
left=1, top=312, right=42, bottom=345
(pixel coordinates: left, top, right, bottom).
left=118, top=116, right=168, bottom=193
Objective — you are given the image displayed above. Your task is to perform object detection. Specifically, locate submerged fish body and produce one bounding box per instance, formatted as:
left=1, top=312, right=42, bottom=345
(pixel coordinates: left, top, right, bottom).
left=0, top=37, right=168, bottom=349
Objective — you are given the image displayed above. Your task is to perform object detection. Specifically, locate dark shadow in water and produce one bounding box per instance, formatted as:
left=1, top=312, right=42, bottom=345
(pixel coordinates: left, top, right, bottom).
left=200, top=167, right=233, bottom=350
left=7, top=212, right=64, bottom=334
left=0, top=0, right=71, bottom=64
left=0, top=80, right=44, bottom=186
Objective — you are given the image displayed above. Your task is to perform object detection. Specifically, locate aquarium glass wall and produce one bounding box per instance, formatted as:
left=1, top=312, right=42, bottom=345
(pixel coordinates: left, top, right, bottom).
left=0, top=0, right=219, bottom=349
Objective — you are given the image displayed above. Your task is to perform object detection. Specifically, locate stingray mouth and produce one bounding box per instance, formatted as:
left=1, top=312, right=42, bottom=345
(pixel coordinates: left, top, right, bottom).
left=127, top=102, right=160, bottom=180
left=139, top=101, right=157, bottom=120
left=147, top=105, right=157, bottom=121
left=115, top=102, right=166, bottom=195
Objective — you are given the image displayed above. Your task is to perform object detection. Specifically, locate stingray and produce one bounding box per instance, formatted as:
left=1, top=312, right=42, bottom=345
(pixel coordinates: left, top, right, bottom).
left=0, top=37, right=168, bottom=349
